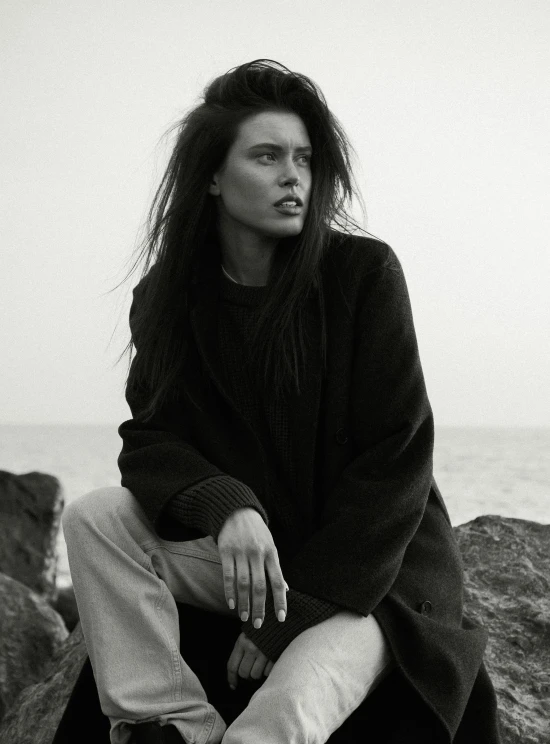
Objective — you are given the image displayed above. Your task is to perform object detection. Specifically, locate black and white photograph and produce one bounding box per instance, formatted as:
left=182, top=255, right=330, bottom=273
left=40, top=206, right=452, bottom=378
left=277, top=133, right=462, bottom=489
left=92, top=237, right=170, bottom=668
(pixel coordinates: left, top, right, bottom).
left=1, top=2, right=548, bottom=743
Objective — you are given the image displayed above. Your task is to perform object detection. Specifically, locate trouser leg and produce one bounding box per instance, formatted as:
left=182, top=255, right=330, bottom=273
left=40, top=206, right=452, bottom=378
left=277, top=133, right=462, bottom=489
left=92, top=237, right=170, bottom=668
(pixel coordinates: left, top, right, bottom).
left=62, top=486, right=230, bottom=744
left=222, top=610, right=394, bottom=744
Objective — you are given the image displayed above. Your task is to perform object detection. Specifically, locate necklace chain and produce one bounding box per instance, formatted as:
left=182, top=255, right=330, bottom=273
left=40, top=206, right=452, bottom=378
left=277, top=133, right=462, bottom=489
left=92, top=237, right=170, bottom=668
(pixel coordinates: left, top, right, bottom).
left=221, top=263, right=240, bottom=284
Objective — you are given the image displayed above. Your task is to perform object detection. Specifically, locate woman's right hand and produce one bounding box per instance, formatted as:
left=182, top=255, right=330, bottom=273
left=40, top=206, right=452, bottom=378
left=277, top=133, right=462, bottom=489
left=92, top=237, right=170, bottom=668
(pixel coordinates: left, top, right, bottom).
left=217, top=507, right=288, bottom=629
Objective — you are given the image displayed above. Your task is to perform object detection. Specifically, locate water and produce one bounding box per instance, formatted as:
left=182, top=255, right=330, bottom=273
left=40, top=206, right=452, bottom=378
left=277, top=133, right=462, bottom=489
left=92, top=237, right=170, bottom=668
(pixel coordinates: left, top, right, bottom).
left=1, top=425, right=122, bottom=588
left=1, top=425, right=548, bottom=588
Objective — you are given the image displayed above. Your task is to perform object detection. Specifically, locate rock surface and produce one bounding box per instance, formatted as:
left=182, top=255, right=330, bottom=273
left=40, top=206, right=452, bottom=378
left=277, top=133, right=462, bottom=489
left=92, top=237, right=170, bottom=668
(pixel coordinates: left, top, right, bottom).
left=0, top=515, right=548, bottom=743
left=0, top=573, right=68, bottom=725
left=456, top=516, right=550, bottom=744
left=50, top=586, right=79, bottom=633
left=0, top=471, right=64, bottom=600
left=0, top=625, right=86, bottom=744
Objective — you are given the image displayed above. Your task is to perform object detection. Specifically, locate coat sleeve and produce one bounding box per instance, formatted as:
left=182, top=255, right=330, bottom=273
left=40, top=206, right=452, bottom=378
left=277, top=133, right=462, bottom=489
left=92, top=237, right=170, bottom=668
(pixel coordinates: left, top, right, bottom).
left=117, top=281, right=269, bottom=537
left=283, top=246, right=435, bottom=616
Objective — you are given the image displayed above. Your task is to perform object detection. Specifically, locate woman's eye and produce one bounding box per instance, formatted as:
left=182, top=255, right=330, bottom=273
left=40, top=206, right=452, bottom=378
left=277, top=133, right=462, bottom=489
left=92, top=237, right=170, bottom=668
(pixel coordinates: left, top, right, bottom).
left=257, top=153, right=310, bottom=165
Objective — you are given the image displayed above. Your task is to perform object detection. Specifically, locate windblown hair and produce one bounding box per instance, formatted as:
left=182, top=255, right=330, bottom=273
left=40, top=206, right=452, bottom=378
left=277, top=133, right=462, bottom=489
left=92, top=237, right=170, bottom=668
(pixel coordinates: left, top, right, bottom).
left=122, top=59, right=363, bottom=420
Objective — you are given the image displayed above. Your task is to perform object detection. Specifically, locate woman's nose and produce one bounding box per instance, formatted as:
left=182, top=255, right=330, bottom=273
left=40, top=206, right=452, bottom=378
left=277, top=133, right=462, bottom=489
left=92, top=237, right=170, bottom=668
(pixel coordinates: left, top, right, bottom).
left=278, top=156, right=301, bottom=186
left=279, top=168, right=300, bottom=187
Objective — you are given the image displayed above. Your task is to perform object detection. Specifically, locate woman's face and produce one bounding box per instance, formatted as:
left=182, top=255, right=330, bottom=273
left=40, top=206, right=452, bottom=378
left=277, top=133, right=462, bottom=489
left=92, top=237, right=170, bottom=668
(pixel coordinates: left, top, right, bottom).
left=209, top=110, right=312, bottom=244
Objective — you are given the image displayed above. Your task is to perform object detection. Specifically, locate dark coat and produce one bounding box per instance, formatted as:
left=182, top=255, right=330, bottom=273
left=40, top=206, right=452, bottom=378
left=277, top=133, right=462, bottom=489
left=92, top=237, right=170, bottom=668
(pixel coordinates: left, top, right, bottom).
left=55, top=231, right=501, bottom=743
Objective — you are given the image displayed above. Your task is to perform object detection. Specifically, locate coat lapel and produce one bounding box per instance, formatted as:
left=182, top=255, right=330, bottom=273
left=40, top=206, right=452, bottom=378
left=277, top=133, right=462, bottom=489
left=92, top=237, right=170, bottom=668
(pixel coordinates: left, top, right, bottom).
left=285, top=298, right=324, bottom=525
left=189, top=238, right=324, bottom=530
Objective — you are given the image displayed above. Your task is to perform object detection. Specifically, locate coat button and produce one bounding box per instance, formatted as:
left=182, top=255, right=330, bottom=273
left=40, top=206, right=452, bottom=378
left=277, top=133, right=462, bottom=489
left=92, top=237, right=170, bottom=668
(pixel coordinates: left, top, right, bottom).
left=335, top=427, right=349, bottom=445
left=419, top=600, right=433, bottom=616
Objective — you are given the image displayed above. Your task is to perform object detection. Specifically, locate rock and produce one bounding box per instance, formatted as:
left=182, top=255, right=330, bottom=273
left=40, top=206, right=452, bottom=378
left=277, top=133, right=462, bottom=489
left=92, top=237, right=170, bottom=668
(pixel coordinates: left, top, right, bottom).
left=51, top=586, right=79, bottom=633
left=1, top=516, right=548, bottom=743
left=0, top=471, right=64, bottom=600
left=0, top=572, right=68, bottom=725
left=0, top=625, right=86, bottom=744
left=456, top=516, right=550, bottom=744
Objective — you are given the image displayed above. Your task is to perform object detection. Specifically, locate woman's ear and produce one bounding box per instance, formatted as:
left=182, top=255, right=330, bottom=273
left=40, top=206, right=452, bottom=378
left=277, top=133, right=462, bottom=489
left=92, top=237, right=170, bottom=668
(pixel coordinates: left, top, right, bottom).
left=208, top=175, right=221, bottom=196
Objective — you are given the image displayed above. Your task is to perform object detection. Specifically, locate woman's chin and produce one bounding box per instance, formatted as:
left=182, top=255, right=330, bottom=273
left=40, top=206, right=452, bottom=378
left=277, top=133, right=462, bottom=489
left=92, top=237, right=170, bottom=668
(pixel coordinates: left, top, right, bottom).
left=262, top=219, right=305, bottom=239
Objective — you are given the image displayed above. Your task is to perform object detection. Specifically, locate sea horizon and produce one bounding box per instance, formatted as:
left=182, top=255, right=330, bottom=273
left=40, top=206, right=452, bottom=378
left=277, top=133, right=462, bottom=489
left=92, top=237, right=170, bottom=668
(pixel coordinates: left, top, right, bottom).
left=1, top=423, right=548, bottom=587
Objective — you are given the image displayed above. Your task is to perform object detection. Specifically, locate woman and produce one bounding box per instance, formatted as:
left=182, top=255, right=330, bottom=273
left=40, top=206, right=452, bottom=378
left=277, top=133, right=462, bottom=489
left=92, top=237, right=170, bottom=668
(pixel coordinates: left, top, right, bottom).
left=61, top=60, right=501, bottom=744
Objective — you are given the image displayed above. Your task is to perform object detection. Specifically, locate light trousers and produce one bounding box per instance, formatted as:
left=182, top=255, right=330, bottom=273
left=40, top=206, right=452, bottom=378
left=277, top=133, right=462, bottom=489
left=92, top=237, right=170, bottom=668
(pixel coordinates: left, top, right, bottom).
left=62, top=487, right=393, bottom=744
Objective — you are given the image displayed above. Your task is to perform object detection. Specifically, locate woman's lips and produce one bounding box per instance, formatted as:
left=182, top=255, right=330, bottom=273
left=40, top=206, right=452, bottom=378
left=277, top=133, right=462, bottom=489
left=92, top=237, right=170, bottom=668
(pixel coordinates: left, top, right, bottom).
left=274, top=204, right=303, bottom=215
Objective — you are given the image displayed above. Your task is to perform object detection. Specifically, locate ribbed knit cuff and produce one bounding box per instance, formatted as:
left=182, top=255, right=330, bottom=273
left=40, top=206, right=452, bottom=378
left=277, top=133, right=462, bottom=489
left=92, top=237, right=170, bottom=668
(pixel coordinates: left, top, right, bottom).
left=165, top=475, right=269, bottom=542
left=242, top=588, right=341, bottom=662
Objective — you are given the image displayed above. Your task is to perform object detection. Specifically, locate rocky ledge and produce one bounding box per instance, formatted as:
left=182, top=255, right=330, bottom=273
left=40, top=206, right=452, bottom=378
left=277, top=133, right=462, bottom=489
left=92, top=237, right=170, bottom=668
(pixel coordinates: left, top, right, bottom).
left=0, top=472, right=548, bottom=743
left=456, top=516, right=549, bottom=742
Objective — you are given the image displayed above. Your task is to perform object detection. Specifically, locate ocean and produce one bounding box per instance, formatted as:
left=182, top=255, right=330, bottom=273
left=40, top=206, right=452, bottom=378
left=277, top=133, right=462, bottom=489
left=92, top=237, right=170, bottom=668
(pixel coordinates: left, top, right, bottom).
left=1, top=425, right=549, bottom=588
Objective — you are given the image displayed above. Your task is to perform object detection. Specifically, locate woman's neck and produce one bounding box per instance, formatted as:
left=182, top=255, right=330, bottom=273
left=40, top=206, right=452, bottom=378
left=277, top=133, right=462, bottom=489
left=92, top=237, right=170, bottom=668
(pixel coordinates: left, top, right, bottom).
left=217, top=223, right=277, bottom=287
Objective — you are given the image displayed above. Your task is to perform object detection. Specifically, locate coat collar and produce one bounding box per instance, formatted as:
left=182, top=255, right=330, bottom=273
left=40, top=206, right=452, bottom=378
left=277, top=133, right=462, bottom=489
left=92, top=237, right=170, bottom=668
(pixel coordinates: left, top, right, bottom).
left=188, top=234, right=324, bottom=527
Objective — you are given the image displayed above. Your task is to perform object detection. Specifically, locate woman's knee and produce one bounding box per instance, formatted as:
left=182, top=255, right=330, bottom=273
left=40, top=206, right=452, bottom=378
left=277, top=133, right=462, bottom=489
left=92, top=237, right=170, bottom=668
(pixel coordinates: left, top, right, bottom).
left=62, top=486, right=134, bottom=538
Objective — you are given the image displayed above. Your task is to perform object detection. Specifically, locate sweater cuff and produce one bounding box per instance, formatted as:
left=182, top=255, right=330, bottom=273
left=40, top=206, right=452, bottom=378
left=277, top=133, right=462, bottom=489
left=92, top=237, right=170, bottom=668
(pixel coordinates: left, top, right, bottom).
left=241, top=588, right=341, bottom=662
left=165, top=475, right=269, bottom=542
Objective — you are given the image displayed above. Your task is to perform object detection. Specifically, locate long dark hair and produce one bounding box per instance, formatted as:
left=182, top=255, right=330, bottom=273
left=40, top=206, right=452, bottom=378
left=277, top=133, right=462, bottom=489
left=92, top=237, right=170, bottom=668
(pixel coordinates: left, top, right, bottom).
left=122, top=59, right=364, bottom=420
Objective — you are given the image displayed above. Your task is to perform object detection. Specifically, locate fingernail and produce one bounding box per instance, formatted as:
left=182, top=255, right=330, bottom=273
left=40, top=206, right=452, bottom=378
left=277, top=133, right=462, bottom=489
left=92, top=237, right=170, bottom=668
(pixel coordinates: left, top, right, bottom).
left=285, top=582, right=289, bottom=591
left=278, top=610, right=286, bottom=622
left=253, top=618, right=263, bottom=629
left=228, top=599, right=235, bottom=610
left=241, top=611, right=249, bottom=622
left=229, top=684, right=236, bottom=690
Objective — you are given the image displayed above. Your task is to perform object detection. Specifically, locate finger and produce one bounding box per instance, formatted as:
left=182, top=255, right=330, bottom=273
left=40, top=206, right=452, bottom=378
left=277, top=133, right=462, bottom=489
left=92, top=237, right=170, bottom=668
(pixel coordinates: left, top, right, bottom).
left=250, top=652, right=268, bottom=680
left=238, top=647, right=256, bottom=680
left=235, top=555, right=250, bottom=622
left=249, top=554, right=267, bottom=628
left=227, top=638, right=245, bottom=690
left=220, top=551, right=236, bottom=611
left=264, top=660, right=274, bottom=676
left=265, top=551, right=287, bottom=621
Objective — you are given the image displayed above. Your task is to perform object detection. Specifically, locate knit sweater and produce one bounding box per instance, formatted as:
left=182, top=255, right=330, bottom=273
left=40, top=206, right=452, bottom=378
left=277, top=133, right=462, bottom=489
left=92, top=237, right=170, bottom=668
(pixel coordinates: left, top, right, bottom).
left=165, top=266, right=340, bottom=661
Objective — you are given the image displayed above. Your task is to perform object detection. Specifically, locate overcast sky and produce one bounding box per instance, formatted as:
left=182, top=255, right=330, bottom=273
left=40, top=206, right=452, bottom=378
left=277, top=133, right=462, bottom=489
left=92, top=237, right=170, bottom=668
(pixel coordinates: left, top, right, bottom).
left=1, top=0, right=548, bottom=426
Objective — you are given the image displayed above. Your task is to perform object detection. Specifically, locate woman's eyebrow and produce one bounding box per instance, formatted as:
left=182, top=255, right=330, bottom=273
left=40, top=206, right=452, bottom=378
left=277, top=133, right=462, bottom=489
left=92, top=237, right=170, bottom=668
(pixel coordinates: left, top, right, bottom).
left=247, top=143, right=313, bottom=154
